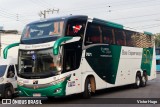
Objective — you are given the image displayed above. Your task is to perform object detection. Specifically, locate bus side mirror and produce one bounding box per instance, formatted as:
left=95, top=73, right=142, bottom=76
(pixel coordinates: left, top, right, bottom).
left=3, top=42, right=20, bottom=59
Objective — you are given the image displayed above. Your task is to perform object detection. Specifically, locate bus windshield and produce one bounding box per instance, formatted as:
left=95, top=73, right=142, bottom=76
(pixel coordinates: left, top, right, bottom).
left=22, top=21, right=64, bottom=39
left=18, top=48, right=62, bottom=79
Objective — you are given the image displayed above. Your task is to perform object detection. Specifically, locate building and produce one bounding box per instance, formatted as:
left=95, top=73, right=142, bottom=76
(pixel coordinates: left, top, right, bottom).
left=156, top=48, right=160, bottom=72
left=0, top=33, right=21, bottom=58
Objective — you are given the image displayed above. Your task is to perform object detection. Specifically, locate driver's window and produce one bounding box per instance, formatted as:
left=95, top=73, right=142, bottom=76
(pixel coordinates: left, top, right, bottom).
left=7, top=65, right=15, bottom=78
left=65, top=19, right=86, bottom=38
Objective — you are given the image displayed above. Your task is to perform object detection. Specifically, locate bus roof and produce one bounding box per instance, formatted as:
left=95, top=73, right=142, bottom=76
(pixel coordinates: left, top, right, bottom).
left=27, top=15, right=88, bottom=25
left=26, top=15, right=153, bottom=36
left=94, top=18, right=153, bottom=36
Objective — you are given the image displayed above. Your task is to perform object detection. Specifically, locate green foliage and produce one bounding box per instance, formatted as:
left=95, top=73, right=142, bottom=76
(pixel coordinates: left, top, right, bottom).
left=155, top=33, right=160, bottom=47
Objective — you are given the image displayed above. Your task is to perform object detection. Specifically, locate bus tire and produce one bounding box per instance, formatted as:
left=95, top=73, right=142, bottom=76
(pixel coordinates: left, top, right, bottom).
left=83, top=78, right=92, bottom=99
left=140, top=73, right=147, bottom=87
left=134, top=74, right=141, bottom=88
left=4, top=87, right=13, bottom=99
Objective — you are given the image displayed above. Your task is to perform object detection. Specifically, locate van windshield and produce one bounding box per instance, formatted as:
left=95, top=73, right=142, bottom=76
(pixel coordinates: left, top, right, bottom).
left=0, top=65, right=7, bottom=77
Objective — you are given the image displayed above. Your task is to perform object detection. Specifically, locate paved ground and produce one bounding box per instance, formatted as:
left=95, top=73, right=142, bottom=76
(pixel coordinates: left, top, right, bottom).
left=1, top=73, right=160, bottom=107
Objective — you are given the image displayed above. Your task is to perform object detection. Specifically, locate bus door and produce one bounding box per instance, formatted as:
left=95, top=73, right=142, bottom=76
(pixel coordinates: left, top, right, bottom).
left=62, top=41, right=82, bottom=94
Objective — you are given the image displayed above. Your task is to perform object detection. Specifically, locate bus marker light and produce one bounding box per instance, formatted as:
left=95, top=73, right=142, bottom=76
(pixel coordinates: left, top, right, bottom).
left=54, top=88, right=61, bottom=93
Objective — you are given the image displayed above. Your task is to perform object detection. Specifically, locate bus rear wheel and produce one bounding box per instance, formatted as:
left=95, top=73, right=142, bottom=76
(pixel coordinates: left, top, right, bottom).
left=83, top=78, right=92, bottom=99
left=140, top=73, right=147, bottom=87
left=134, top=75, right=141, bottom=88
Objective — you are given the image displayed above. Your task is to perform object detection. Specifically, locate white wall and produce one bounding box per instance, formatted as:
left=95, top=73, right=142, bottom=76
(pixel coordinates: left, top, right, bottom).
left=0, top=34, right=21, bottom=58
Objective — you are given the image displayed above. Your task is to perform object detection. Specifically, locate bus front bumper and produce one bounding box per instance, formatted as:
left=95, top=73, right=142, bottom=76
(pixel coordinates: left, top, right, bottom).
left=18, top=82, right=67, bottom=97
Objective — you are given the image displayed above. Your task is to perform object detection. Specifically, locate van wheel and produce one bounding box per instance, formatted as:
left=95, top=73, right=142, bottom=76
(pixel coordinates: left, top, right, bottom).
left=4, top=88, right=13, bottom=99
left=134, top=75, right=141, bottom=88
left=83, top=78, right=92, bottom=99
left=140, top=74, right=147, bottom=87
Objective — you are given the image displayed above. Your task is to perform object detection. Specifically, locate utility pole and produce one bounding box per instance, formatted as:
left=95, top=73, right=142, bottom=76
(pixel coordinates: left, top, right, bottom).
left=39, top=8, right=59, bottom=19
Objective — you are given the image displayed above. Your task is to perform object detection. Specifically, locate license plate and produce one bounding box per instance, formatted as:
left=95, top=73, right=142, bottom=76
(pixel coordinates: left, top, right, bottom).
left=33, top=93, right=41, bottom=97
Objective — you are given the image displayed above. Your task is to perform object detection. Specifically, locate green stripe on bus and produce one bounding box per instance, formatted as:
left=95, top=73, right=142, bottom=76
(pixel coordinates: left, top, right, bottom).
left=93, top=18, right=124, bottom=29
left=85, top=45, right=121, bottom=84
left=107, top=21, right=124, bottom=29
left=18, top=76, right=71, bottom=97
left=109, top=45, right=121, bottom=84
left=3, top=42, right=20, bottom=59
left=144, top=31, right=153, bottom=36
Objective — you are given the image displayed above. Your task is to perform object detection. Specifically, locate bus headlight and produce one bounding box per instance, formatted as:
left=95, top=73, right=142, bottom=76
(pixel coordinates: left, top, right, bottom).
left=50, top=77, right=66, bottom=85
left=0, top=77, right=4, bottom=82
left=54, top=88, right=61, bottom=93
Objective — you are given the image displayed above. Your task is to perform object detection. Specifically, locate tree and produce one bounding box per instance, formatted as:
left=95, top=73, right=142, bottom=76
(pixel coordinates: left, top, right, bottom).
left=155, top=33, right=160, bottom=47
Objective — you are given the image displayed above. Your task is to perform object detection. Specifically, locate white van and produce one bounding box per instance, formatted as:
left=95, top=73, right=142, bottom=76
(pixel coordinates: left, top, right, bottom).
left=0, top=58, right=18, bottom=98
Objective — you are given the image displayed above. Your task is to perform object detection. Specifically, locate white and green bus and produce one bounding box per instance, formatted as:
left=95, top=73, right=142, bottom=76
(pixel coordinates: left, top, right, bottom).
left=4, top=15, right=156, bottom=98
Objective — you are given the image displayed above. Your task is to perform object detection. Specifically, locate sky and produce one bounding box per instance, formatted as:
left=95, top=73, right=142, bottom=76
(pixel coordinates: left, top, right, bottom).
left=0, top=0, right=160, bottom=33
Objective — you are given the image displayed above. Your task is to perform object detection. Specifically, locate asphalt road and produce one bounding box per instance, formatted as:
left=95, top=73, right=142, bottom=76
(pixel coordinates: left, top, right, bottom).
left=1, top=73, right=160, bottom=107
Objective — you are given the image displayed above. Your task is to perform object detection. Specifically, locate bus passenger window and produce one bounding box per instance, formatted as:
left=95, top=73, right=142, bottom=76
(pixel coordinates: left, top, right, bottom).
left=115, top=29, right=125, bottom=46
left=102, top=27, right=113, bottom=44
left=125, top=31, right=134, bottom=47
left=85, top=23, right=101, bottom=45
left=90, top=27, right=101, bottom=43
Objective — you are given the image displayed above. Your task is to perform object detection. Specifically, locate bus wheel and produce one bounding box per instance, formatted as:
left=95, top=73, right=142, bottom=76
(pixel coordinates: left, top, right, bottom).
left=134, top=74, right=141, bottom=88
left=140, top=73, right=147, bottom=87
left=4, top=87, right=13, bottom=99
left=83, top=78, right=92, bottom=99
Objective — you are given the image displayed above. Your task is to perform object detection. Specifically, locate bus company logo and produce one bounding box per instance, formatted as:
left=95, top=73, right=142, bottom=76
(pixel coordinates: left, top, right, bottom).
left=101, top=47, right=110, bottom=54
left=2, top=99, right=11, bottom=104
left=2, top=99, right=42, bottom=104
left=33, top=80, right=38, bottom=84
left=143, top=49, right=152, bottom=64
left=73, top=25, right=82, bottom=33
left=24, top=45, right=31, bottom=49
